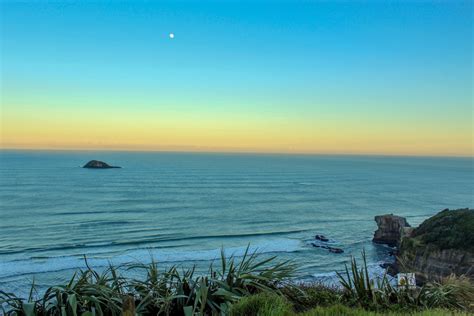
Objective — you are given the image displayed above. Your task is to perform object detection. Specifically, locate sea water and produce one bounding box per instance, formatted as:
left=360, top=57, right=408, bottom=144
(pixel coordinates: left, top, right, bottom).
left=0, top=150, right=472, bottom=295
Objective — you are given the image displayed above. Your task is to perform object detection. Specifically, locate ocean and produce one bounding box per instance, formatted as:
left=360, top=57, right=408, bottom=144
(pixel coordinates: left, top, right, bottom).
left=0, top=150, right=472, bottom=295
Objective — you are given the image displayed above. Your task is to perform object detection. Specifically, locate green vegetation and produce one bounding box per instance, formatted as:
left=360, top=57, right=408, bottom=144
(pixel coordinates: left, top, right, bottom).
left=336, top=251, right=474, bottom=312
left=421, top=275, right=474, bottom=310
left=0, top=247, right=296, bottom=316
left=1, top=248, right=473, bottom=315
left=229, top=293, right=292, bottom=316
left=336, top=250, right=402, bottom=310
left=410, top=208, right=474, bottom=251
left=300, top=305, right=471, bottom=316
left=280, top=282, right=340, bottom=312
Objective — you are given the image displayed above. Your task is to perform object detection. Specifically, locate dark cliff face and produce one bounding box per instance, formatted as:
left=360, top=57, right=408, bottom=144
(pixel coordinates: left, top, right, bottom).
left=398, top=208, right=474, bottom=283
left=373, top=214, right=410, bottom=247
left=83, top=160, right=121, bottom=169
left=399, top=247, right=474, bottom=284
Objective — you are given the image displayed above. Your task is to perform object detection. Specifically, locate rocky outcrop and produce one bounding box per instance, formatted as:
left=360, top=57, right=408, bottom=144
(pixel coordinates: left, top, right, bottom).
left=397, top=208, right=474, bottom=283
left=315, top=235, right=329, bottom=242
left=373, top=214, right=410, bottom=247
left=311, top=243, right=344, bottom=254
left=83, top=160, right=121, bottom=169
left=399, top=247, right=474, bottom=284
left=311, top=234, right=344, bottom=253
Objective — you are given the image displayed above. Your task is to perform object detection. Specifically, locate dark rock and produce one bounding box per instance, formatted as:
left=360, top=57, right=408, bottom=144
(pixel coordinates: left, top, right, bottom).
left=328, top=247, right=344, bottom=254
left=388, top=250, right=397, bottom=257
left=380, top=262, right=399, bottom=276
left=311, top=243, right=343, bottom=253
left=373, top=214, right=410, bottom=247
left=388, top=266, right=398, bottom=276
left=315, top=235, right=329, bottom=242
left=83, top=160, right=121, bottom=169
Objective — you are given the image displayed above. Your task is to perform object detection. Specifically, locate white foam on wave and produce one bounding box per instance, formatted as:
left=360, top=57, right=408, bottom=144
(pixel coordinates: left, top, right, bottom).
left=0, top=238, right=302, bottom=279
left=310, top=261, right=396, bottom=288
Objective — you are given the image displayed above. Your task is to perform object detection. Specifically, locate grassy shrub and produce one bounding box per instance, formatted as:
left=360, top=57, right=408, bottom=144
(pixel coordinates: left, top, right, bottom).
left=2, top=247, right=473, bottom=315
left=336, top=250, right=404, bottom=310
left=1, top=264, right=125, bottom=316
left=229, top=292, right=292, bottom=316
left=420, top=274, right=474, bottom=311
left=281, top=282, right=341, bottom=312
left=0, top=246, right=296, bottom=316
left=335, top=250, right=474, bottom=312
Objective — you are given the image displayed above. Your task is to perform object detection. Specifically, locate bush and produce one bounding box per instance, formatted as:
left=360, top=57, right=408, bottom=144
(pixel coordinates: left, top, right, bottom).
left=0, top=246, right=296, bottom=316
left=281, top=282, right=341, bottom=312
left=412, top=209, right=474, bottom=252
left=229, top=292, right=293, bottom=316
left=420, top=274, right=474, bottom=311
left=336, top=249, right=403, bottom=310
left=2, top=247, right=473, bottom=315
left=336, top=250, right=474, bottom=312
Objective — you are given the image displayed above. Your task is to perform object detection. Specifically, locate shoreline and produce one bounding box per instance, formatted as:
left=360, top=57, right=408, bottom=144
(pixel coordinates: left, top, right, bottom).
left=1, top=236, right=396, bottom=297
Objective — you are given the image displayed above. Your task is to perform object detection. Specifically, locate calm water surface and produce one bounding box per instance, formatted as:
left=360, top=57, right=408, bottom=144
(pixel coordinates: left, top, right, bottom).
left=0, top=150, right=473, bottom=295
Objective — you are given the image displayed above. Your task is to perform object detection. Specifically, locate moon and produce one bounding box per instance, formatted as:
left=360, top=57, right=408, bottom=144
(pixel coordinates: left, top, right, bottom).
left=169, top=33, right=175, bottom=39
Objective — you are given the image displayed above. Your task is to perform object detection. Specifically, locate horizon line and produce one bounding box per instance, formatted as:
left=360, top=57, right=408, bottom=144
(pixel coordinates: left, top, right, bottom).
left=1, top=146, right=472, bottom=159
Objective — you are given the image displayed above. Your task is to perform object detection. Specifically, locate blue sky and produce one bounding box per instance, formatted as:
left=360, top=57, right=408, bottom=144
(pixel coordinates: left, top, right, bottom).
left=1, top=0, right=473, bottom=155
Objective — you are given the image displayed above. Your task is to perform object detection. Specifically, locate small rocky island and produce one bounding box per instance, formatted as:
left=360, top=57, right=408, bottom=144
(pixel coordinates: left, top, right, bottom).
left=83, top=160, right=121, bottom=169
left=373, top=208, right=474, bottom=284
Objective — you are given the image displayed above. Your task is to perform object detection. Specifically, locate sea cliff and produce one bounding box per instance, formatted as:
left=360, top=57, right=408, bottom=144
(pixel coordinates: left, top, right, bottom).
left=398, top=208, right=474, bottom=283
left=374, top=208, right=474, bottom=284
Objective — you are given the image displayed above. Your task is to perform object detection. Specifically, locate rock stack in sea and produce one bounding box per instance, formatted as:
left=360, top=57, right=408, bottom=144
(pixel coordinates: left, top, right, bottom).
left=372, top=214, right=411, bottom=247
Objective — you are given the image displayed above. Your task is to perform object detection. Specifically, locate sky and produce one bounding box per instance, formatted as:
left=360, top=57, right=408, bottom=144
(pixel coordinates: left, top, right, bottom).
left=0, top=0, right=472, bottom=156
